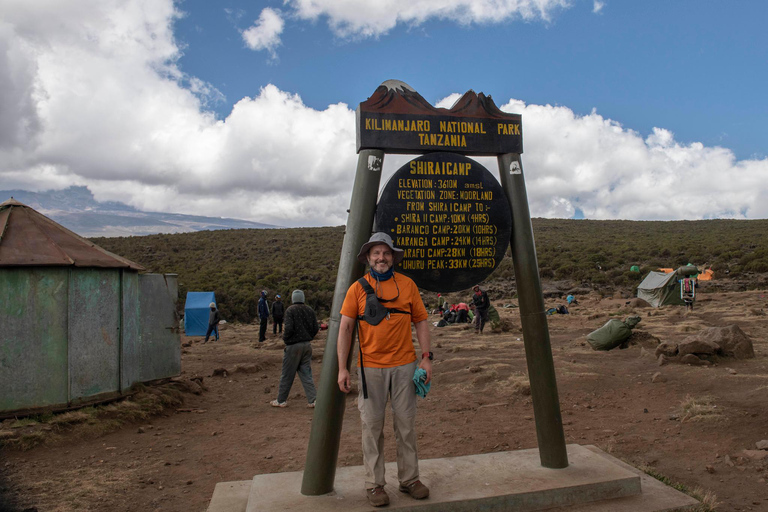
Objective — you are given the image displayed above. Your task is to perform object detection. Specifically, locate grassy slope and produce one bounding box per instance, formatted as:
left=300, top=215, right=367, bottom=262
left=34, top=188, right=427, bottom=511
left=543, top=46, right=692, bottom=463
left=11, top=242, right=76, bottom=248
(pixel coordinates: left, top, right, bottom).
left=92, top=219, right=768, bottom=323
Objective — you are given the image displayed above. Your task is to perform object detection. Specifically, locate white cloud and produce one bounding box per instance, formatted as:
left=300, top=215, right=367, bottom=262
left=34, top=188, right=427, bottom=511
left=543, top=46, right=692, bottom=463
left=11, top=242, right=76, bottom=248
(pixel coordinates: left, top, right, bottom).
left=492, top=99, right=768, bottom=220
left=286, top=0, right=572, bottom=38
left=0, top=0, right=766, bottom=232
left=593, top=1, right=605, bottom=14
left=242, top=8, right=284, bottom=59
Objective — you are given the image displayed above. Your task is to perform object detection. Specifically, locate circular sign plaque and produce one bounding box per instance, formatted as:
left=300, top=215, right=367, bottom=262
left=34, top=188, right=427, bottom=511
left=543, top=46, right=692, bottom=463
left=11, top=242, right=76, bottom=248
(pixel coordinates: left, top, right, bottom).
left=375, top=152, right=511, bottom=292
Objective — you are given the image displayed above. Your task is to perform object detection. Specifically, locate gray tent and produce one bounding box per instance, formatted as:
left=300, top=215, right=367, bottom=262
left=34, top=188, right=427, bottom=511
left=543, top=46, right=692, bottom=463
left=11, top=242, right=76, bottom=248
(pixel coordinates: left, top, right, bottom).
left=636, top=270, right=686, bottom=307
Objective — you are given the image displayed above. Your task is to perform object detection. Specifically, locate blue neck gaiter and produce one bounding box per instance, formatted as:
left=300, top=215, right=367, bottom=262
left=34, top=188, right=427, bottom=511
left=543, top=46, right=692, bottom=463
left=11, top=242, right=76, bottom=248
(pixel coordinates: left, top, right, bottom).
left=370, top=267, right=394, bottom=281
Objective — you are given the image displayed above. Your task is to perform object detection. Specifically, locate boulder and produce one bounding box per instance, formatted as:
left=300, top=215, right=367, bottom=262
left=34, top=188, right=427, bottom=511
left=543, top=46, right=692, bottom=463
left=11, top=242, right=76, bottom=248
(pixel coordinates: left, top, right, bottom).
left=695, top=325, right=755, bottom=359
left=655, top=341, right=679, bottom=358
left=677, top=338, right=720, bottom=357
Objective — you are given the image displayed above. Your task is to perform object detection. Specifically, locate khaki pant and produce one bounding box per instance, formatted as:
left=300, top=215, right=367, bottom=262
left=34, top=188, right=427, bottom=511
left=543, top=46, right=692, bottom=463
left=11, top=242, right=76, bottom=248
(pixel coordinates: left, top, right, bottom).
left=357, top=361, right=419, bottom=488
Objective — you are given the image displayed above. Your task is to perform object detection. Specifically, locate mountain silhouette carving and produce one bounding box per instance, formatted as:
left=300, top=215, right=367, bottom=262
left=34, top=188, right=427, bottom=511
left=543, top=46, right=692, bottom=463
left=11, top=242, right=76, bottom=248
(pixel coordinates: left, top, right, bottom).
left=359, top=80, right=519, bottom=120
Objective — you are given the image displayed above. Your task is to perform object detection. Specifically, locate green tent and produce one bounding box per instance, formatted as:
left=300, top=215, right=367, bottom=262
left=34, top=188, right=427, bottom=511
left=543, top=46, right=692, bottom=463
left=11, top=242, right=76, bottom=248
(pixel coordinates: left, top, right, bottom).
left=636, top=269, right=686, bottom=307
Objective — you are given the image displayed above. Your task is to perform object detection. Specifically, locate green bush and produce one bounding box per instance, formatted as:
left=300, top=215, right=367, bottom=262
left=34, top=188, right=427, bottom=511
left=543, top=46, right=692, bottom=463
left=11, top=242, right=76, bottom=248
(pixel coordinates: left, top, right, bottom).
left=92, top=218, right=768, bottom=321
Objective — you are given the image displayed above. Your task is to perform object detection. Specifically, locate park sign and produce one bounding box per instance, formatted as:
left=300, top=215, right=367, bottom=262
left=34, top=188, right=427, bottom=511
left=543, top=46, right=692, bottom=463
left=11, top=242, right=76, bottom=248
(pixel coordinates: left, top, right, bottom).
left=376, top=152, right=511, bottom=292
left=357, top=80, right=522, bottom=156
left=303, top=81, right=567, bottom=498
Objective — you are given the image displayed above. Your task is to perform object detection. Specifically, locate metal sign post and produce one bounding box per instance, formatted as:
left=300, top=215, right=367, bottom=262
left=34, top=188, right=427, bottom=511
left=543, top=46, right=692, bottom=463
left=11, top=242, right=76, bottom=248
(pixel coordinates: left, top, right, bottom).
left=498, top=152, right=568, bottom=468
left=301, top=149, right=384, bottom=495
left=302, top=81, right=568, bottom=496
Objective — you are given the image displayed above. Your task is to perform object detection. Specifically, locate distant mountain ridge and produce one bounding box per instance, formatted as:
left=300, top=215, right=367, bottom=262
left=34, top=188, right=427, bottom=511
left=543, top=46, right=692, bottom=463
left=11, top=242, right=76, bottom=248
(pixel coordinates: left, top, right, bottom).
left=0, top=187, right=278, bottom=237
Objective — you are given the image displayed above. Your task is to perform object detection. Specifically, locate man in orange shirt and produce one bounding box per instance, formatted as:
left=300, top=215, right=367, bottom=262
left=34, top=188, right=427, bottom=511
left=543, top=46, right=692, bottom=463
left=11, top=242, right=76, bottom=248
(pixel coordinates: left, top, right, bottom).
left=337, top=232, right=433, bottom=507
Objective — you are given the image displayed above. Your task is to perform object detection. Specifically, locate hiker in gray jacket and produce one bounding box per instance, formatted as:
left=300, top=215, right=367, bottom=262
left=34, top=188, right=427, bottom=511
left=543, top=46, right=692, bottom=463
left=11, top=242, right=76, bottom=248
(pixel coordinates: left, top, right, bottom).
left=270, top=290, right=318, bottom=408
left=204, top=302, right=220, bottom=343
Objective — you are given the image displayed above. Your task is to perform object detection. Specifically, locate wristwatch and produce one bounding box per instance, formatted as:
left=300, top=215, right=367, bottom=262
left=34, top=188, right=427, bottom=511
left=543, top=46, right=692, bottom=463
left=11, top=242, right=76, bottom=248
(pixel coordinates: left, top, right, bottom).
left=422, top=351, right=434, bottom=360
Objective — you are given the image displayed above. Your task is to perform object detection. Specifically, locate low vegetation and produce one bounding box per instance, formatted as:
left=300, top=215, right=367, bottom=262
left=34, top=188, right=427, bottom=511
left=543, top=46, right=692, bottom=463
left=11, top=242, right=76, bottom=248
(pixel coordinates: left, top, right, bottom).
left=678, top=395, right=722, bottom=423
left=639, top=464, right=720, bottom=511
left=0, top=383, right=185, bottom=451
left=92, top=218, right=768, bottom=323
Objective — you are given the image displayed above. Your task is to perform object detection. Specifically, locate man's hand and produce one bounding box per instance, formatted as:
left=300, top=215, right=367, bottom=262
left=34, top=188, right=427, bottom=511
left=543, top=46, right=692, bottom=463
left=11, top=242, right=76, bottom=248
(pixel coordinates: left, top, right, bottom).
left=418, top=358, right=432, bottom=384
left=338, top=368, right=351, bottom=393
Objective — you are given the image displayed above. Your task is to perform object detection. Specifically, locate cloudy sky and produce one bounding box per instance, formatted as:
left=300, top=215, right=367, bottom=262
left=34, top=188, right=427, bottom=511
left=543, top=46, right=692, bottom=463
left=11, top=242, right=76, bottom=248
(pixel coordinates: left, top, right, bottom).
left=1, top=0, right=766, bottom=227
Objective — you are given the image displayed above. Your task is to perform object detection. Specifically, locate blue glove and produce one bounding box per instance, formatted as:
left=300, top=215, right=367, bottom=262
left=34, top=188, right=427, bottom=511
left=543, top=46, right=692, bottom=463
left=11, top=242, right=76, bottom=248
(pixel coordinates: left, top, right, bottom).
left=413, top=368, right=431, bottom=398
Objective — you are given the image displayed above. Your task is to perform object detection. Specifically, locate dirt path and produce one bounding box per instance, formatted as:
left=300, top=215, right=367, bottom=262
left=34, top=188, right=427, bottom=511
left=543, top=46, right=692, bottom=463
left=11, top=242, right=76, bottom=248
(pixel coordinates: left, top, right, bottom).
left=2, top=290, right=768, bottom=511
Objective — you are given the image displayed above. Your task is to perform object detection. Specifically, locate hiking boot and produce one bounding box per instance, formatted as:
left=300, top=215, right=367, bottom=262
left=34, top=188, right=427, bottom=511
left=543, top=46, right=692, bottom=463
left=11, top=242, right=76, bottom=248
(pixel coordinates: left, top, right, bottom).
left=270, top=400, right=287, bottom=408
left=399, top=480, right=429, bottom=499
left=366, top=486, right=389, bottom=507
left=307, top=401, right=316, bottom=408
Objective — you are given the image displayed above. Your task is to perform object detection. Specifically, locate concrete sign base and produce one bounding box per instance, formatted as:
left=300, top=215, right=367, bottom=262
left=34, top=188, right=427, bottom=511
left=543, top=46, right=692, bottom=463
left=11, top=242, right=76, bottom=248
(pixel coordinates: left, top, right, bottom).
left=207, top=445, right=698, bottom=512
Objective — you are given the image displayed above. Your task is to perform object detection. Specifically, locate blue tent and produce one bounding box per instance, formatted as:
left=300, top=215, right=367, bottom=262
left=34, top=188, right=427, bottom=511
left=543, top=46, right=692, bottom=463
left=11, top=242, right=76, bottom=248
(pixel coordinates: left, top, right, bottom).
left=184, top=292, right=216, bottom=336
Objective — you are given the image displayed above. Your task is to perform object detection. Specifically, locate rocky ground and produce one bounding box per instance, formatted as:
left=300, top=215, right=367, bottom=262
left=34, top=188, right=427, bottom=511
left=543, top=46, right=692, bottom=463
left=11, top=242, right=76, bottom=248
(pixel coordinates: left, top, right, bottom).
left=2, top=286, right=768, bottom=512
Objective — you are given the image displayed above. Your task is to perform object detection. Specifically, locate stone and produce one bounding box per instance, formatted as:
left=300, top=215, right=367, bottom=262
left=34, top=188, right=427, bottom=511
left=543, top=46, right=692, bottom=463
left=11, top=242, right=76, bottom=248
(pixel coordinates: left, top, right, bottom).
left=651, top=372, right=667, bottom=383
left=742, top=450, right=768, bottom=461
left=693, top=325, right=755, bottom=359
left=628, top=298, right=651, bottom=308
left=233, top=363, right=261, bottom=374
left=705, top=465, right=715, bottom=473
left=212, top=368, right=228, bottom=377
left=727, top=368, right=737, bottom=375
left=680, top=354, right=706, bottom=366
left=755, top=440, right=768, bottom=450
left=658, top=354, right=668, bottom=366
left=677, top=338, right=720, bottom=357
left=655, top=341, right=678, bottom=358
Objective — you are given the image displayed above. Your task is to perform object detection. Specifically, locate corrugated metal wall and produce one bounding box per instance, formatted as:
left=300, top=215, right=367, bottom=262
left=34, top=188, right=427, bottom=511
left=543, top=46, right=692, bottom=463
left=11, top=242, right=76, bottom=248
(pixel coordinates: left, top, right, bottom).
left=0, top=268, right=69, bottom=411
left=0, top=268, right=180, bottom=414
left=122, top=274, right=180, bottom=390
left=68, top=268, right=121, bottom=401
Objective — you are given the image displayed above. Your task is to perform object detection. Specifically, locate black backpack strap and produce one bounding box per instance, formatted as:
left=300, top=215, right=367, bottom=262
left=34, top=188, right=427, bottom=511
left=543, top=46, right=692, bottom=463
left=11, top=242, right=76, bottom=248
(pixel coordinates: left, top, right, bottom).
left=354, top=276, right=410, bottom=400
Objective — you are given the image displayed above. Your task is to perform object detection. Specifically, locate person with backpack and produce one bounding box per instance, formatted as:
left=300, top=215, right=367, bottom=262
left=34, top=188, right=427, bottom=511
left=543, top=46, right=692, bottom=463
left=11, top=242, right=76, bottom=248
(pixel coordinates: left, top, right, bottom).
left=681, top=276, right=696, bottom=311
left=257, top=290, right=270, bottom=342
left=270, top=290, right=318, bottom=408
left=271, top=294, right=285, bottom=335
left=337, top=232, right=432, bottom=507
left=471, top=285, right=490, bottom=334
left=203, top=302, right=220, bottom=343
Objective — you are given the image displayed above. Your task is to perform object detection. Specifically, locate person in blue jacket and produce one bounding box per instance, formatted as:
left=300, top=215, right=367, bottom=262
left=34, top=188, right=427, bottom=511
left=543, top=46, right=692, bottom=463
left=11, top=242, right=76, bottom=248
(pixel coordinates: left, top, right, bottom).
left=258, top=290, right=270, bottom=342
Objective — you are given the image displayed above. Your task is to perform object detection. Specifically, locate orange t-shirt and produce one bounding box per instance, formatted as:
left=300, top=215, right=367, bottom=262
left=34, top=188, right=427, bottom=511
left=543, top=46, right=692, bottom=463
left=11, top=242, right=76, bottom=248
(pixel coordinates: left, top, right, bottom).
left=340, top=272, right=428, bottom=369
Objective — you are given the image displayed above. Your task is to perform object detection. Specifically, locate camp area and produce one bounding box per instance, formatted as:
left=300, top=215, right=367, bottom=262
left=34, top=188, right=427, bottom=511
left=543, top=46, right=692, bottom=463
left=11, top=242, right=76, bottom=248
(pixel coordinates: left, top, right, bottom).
left=2, top=282, right=768, bottom=511
left=3, top=219, right=768, bottom=512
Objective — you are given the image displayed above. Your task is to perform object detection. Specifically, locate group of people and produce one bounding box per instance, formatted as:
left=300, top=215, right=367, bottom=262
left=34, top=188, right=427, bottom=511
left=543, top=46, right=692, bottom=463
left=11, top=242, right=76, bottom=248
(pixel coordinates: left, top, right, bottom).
left=436, top=284, right=490, bottom=334
left=258, top=291, right=287, bottom=342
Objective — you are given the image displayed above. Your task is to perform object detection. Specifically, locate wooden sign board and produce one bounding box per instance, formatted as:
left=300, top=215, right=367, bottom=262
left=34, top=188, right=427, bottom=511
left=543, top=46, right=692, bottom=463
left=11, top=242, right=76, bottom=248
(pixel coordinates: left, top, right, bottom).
left=375, top=152, right=511, bottom=292
left=357, top=81, right=522, bottom=156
